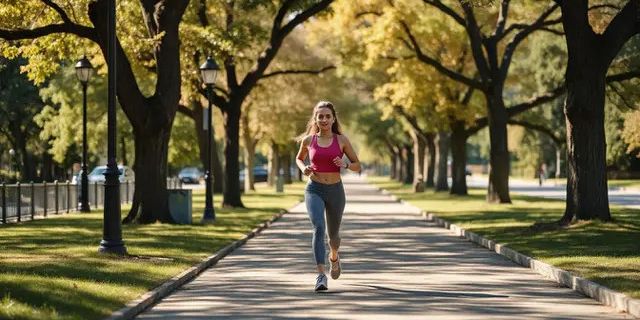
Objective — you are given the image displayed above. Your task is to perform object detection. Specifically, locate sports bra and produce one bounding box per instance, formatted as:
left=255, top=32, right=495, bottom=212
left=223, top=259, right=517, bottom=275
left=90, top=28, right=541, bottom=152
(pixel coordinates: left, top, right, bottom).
left=308, top=134, right=343, bottom=173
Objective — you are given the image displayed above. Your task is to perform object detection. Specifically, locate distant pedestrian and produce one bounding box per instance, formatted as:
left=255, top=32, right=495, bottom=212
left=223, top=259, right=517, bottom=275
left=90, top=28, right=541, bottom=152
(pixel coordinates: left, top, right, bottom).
left=538, top=163, right=547, bottom=186
left=295, top=101, right=361, bottom=292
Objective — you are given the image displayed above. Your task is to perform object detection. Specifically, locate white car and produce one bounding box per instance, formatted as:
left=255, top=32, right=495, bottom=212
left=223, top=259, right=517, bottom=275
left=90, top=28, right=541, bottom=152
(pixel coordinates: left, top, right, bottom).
left=88, top=165, right=135, bottom=183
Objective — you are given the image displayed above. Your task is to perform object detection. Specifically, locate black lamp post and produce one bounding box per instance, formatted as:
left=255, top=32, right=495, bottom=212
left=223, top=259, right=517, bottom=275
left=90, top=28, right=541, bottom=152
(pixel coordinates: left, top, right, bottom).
left=8, top=149, right=15, bottom=183
left=99, top=0, right=126, bottom=255
left=75, top=56, right=93, bottom=213
left=199, top=56, right=220, bottom=224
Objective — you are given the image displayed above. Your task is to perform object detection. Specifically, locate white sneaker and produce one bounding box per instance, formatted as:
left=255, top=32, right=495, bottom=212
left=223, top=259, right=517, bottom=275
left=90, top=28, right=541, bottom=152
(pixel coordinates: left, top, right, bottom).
left=315, top=273, right=328, bottom=291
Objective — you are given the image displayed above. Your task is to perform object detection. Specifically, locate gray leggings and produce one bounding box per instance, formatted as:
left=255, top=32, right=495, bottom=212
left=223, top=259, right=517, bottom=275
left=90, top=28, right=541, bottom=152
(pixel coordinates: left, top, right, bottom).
left=305, top=180, right=346, bottom=265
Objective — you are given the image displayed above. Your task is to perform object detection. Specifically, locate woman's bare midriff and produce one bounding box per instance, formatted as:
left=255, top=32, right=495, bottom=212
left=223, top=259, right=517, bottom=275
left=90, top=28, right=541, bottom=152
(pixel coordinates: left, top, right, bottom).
left=310, top=172, right=341, bottom=184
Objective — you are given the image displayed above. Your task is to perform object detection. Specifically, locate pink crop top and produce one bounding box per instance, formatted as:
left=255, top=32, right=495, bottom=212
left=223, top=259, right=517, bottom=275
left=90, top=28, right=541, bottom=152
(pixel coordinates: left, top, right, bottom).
left=308, top=134, right=344, bottom=173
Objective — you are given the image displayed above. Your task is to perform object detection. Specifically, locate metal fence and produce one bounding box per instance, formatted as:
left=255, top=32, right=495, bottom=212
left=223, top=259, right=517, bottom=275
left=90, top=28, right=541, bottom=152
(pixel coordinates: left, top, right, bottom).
left=1, top=178, right=182, bottom=224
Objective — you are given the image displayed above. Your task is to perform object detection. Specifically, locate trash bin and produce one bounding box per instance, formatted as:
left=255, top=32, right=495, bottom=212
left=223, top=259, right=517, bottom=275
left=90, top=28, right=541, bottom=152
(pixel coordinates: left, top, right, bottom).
left=168, top=189, right=192, bottom=224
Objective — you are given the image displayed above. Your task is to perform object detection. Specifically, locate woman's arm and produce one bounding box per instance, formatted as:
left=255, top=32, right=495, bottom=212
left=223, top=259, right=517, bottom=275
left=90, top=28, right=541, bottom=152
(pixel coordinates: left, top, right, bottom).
left=338, top=135, right=361, bottom=172
left=296, top=135, right=314, bottom=176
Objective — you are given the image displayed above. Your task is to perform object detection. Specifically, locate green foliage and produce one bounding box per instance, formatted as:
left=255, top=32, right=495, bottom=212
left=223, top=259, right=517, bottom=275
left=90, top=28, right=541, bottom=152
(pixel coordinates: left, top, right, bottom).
left=622, top=111, right=640, bottom=157
left=34, top=65, right=133, bottom=166
left=168, top=112, right=201, bottom=168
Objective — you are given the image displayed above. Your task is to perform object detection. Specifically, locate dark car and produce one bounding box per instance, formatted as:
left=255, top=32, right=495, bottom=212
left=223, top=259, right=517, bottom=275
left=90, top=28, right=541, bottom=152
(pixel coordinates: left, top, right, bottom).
left=239, top=166, right=269, bottom=184
left=178, top=167, right=204, bottom=184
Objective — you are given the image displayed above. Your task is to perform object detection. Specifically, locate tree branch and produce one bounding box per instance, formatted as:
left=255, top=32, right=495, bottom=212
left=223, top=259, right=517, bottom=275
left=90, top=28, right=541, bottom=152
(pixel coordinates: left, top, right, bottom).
left=506, top=84, right=565, bottom=118
left=177, top=104, right=194, bottom=119
left=499, top=4, right=560, bottom=80
left=507, top=119, right=564, bottom=146
left=421, top=0, right=466, bottom=27
left=458, top=1, right=491, bottom=83
left=261, top=65, right=336, bottom=79
left=606, top=69, right=640, bottom=82
left=198, top=87, right=228, bottom=113
left=394, top=106, right=430, bottom=141
left=399, top=20, right=483, bottom=90
left=493, top=0, right=511, bottom=38
left=602, top=0, right=640, bottom=66
left=0, top=23, right=96, bottom=41
left=239, top=0, right=334, bottom=97
left=41, top=0, right=73, bottom=24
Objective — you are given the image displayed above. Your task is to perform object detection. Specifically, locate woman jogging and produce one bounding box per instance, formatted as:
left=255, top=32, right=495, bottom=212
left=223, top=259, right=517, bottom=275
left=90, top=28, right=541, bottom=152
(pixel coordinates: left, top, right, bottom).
left=295, top=101, right=361, bottom=292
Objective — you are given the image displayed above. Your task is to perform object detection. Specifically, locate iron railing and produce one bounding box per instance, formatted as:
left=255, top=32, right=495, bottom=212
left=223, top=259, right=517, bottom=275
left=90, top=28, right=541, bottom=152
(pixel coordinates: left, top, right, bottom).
left=1, top=178, right=182, bottom=224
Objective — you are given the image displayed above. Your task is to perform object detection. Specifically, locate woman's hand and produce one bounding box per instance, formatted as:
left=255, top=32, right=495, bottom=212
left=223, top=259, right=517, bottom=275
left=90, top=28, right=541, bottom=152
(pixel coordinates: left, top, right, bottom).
left=333, top=156, right=347, bottom=169
left=303, top=165, right=315, bottom=176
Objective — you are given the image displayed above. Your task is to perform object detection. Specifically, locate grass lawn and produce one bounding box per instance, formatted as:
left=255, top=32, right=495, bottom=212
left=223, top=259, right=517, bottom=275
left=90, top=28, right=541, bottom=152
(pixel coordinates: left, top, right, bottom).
left=368, top=176, right=640, bottom=299
left=0, top=182, right=305, bottom=320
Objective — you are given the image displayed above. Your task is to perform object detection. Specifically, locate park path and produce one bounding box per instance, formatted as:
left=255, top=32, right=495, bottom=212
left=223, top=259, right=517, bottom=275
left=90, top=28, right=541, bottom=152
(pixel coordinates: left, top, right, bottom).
left=136, top=175, right=632, bottom=319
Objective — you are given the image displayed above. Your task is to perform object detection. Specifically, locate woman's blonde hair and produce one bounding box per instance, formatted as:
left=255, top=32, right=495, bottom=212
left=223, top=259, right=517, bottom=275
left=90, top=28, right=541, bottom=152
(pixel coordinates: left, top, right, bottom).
left=296, top=101, right=343, bottom=142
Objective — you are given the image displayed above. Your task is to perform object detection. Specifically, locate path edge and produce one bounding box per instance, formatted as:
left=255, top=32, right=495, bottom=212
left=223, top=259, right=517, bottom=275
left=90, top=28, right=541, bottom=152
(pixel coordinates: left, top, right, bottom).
left=377, top=188, right=640, bottom=319
left=104, top=206, right=296, bottom=320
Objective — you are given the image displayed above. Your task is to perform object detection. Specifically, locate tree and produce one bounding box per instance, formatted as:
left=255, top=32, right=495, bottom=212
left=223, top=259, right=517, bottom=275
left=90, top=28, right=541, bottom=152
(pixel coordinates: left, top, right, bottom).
left=319, top=0, right=569, bottom=202
left=178, top=0, right=334, bottom=207
left=555, top=0, right=640, bottom=223
left=0, top=1, right=191, bottom=223
left=0, top=57, right=44, bottom=182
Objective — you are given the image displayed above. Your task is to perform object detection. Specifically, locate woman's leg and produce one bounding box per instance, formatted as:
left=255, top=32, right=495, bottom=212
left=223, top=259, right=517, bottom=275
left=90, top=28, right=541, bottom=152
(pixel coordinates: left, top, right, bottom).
left=325, top=183, right=346, bottom=261
left=305, top=190, right=327, bottom=273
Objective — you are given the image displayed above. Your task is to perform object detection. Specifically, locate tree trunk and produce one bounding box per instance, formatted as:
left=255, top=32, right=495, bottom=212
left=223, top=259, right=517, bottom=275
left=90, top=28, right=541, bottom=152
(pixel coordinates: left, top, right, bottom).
left=241, top=111, right=257, bottom=192
left=402, top=145, right=413, bottom=184
left=395, top=146, right=404, bottom=182
left=560, top=59, right=610, bottom=223
left=450, top=121, right=468, bottom=195
left=41, top=151, right=54, bottom=182
left=268, top=141, right=279, bottom=186
left=121, top=136, right=128, bottom=166
left=129, top=127, right=173, bottom=223
left=282, top=151, right=292, bottom=184
left=89, top=0, right=189, bottom=223
left=425, top=133, right=436, bottom=188
left=244, top=144, right=256, bottom=191
left=555, top=146, right=562, bottom=180
left=486, top=93, right=511, bottom=203
left=389, top=146, right=397, bottom=180
left=410, top=130, right=425, bottom=192
left=435, top=131, right=450, bottom=192
left=222, top=103, right=244, bottom=207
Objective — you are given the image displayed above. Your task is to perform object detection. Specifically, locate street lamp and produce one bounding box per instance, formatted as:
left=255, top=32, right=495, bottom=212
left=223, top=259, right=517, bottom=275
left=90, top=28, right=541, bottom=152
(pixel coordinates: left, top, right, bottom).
left=199, top=56, right=220, bottom=224
left=99, top=0, right=126, bottom=255
left=75, top=56, right=93, bottom=212
left=8, top=149, right=15, bottom=182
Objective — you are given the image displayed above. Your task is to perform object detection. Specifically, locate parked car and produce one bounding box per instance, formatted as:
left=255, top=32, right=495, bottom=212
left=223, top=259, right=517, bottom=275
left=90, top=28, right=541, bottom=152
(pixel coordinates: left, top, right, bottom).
left=178, top=167, right=204, bottom=184
left=239, top=166, right=269, bottom=186
left=87, top=165, right=135, bottom=183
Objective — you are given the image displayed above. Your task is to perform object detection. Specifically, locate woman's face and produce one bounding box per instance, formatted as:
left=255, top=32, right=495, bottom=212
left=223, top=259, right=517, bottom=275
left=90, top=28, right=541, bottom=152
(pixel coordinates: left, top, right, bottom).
left=315, top=108, right=334, bottom=131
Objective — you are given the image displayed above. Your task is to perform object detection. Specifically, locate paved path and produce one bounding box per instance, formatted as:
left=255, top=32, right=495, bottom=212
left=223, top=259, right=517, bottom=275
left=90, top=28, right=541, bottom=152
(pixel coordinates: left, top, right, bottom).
left=137, top=176, right=632, bottom=319
left=467, top=176, right=640, bottom=209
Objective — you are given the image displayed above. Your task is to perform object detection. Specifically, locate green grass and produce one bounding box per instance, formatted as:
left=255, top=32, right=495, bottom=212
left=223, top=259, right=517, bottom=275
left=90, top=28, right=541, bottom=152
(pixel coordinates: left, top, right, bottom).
left=369, top=176, right=640, bottom=299
left=607, top=179, right=640, bottom=190
left=0, top=182, right=305, bottom=320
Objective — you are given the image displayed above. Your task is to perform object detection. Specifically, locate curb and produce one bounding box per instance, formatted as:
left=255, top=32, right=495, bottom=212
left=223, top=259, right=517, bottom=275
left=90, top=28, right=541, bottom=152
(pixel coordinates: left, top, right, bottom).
left=375, top=185, right=639, bottom=319
left=104, top=207, right=292, bottom=320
